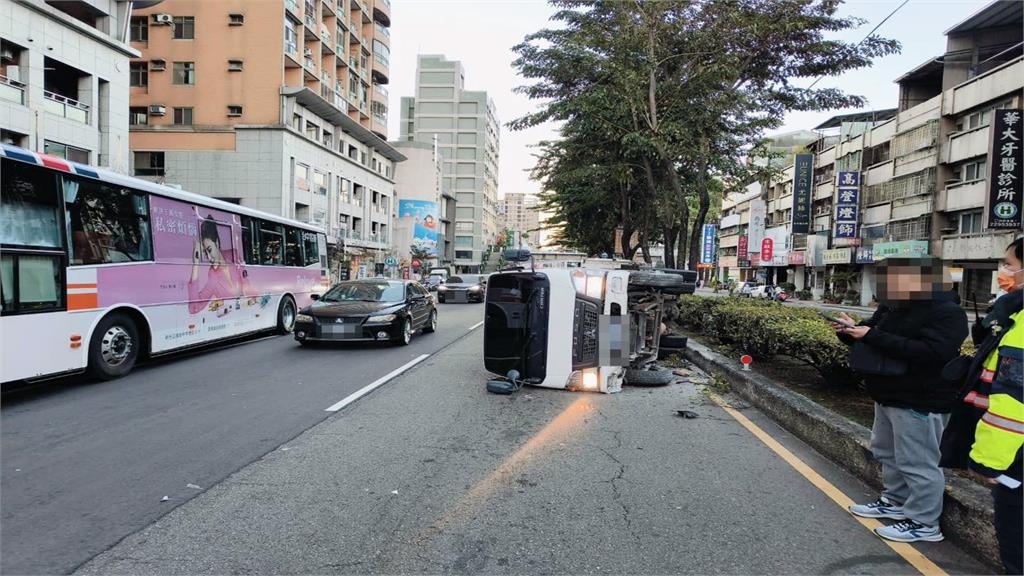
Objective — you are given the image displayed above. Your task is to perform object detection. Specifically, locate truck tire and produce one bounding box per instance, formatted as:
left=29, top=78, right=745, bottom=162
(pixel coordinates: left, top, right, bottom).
left=623, top=367, right=674, bottom=387
left=628, top=272, right=692, bottom=295
left=659, top=334, right=688, bottom=349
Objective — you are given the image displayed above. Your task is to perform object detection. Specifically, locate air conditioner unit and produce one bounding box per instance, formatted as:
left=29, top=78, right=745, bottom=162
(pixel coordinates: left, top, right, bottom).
left=0, top=48, right=14, bottom=62
left=303, top=48, right=313, bottom=57
left=152, top=13, right=174, bottom=25
left=150, top=59, right=166, bottom=71
left=149, top=104, right=166, bottom=116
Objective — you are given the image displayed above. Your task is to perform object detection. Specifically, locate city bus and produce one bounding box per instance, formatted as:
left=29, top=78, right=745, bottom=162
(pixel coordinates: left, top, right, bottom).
left=0, top=144, right=328, bottom=383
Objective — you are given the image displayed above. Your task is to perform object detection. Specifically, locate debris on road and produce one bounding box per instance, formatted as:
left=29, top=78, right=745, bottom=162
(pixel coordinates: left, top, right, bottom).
left=672, top=369, right=691, bottom=378
left=676, top=410, right=699, bottom=419
left=186, top=484, right=202, bottom=490
left=390, top=490, right=399, bottom=495
left=160, top=496, right=170, bottom=502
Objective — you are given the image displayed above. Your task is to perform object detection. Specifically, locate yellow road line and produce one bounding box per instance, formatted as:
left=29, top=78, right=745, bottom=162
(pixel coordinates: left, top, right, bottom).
left=707, top=391, right=948, bottom=576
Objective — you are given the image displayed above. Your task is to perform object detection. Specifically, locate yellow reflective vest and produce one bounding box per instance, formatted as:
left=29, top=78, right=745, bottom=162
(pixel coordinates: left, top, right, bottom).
left=967, top=310, right=1024, bottom=477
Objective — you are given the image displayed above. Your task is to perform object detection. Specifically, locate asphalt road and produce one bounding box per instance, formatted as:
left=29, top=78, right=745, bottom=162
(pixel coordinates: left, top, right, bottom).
left=74, top=330, right=988, bottom=575
left=0, top=302, right=486, bottom=575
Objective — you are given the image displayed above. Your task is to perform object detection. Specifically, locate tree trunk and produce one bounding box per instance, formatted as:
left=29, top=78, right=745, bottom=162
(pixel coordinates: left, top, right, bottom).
left=687, top=144, right=711, bottom=270
left=663, top=225, right=678, bottom=269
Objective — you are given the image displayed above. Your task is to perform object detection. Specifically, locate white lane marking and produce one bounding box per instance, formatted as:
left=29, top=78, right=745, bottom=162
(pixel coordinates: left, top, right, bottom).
left=325, top=354, right=431, bottom=412
left=468, top=321, right=484, bottom=331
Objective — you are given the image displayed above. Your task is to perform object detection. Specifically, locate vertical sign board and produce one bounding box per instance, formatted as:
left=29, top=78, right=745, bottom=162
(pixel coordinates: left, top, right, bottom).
left=989, top=109, right=1022, bottom=230
left=792, top=154, right=814, bottom=234
left=761, top=238, right=774, bottom=261
left=834, top=171, right=860, bottom=240
left=748, top=199, right=766, bottom=247
left=737, top=235, right=749, bottom=260
left=701, top=224, right=717, bottom=264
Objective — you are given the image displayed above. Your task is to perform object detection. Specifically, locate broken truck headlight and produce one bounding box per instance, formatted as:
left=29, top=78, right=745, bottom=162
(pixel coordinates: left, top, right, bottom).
left=581, top=369, right=599, bottom=390
left=572, top=269, right=607, bottom=299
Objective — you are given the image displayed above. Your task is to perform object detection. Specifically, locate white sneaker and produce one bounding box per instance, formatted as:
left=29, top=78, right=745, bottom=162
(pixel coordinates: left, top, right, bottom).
left=875, top=520, right=944, bottom=543
left=848, top=497, right=906, bottom=520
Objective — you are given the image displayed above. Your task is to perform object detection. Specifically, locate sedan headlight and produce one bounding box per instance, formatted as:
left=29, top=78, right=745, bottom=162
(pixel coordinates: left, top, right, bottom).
left=295, top=314, right=314, bottom=323
left=437, top=285, right=448, bottom=291
left=367, top=314, right=396, bottom=323
left=469, top=285, right=482, bottom=292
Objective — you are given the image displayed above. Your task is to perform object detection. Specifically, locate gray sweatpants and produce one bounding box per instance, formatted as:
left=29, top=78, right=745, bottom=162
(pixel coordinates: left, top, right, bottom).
left=869, top=403, right=950, bottom=527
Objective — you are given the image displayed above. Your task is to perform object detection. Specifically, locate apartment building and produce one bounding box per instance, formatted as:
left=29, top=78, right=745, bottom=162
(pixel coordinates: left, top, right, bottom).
left=500, top=193, right=541, bottom=248
left=400, top=55, right=500, bottom=273
left=127, top=0, right=403, bottom=280
left=390, top=139, right=454, bottom=268
left=717, top=0, right=1022, bottom=305
left=0, top=0, right=142, bottom=172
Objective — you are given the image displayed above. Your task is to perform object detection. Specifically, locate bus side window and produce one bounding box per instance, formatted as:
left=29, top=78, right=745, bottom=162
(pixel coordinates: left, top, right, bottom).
left=301, top=231, right=319, bottom=267
left=259, top=221, right=284, bottom=266
left=284, top=227, right=302, bottom=267
left=240, top=216, right=260, bottom=265
left=65, top=177, right=152, bottom=265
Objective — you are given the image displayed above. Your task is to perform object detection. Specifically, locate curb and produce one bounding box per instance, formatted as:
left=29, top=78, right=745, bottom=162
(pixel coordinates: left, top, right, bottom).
left=682, top=338, right=1000, bottom=569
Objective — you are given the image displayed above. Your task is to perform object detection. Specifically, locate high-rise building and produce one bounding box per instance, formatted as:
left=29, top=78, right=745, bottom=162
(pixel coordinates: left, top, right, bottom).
left=127, top=0, right=403, bottom=280
left=400, top=55, right=499, bottom=273
left=0, top=0, right=142, bottom=173
left=390, top=139, right=455, bottom=267
left=500, top=193, right=541, bottom=249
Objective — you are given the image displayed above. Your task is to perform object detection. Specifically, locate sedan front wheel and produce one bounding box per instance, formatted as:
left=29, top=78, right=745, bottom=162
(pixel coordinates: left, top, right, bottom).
left=396, top=318, right=413, bottom=346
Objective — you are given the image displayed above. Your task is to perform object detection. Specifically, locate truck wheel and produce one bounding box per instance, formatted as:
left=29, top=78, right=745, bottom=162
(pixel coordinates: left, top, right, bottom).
left=628, top=272, right=692, bottom=295
left=87, top=312, right=140, bottom=381
left=659, top=334, right=688, bottom=349
left=623, top=367, right=674, bottom=387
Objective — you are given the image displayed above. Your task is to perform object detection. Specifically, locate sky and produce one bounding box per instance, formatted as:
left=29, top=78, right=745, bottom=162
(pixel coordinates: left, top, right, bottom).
left=386, top=0, right=993, bottom=199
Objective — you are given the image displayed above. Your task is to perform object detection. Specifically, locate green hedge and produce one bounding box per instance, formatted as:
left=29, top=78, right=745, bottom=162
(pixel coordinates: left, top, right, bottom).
left=676, top=296, right=858, bottom=386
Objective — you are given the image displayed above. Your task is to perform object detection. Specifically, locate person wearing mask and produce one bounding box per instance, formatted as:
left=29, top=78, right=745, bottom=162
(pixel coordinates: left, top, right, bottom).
left=947, top=238, right=1023, bottom=574
left=835, top=257, right=968, bottom=543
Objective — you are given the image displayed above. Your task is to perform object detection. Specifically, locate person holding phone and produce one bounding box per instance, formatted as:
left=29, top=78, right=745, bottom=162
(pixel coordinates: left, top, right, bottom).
left=834, top=257, right=968, bottom=543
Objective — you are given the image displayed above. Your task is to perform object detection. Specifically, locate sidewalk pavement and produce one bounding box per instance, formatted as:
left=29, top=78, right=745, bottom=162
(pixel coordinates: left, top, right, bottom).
left=76, top=331, right=987, bottom=575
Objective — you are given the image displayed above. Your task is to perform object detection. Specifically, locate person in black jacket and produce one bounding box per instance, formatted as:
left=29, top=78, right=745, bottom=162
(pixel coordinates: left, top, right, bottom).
left=836, top=257, right=968, bottom=543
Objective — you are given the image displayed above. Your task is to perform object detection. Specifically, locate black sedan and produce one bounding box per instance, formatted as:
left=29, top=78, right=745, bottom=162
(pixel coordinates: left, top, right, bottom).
left=436, top=274, right=487, bottom=303
left=294, top=279, right=437, bottom=346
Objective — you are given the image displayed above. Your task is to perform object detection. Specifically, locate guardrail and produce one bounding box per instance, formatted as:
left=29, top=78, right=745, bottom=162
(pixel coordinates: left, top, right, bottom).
left=43, top=90, right=89, bottom=123
left=0, top=75, right=26, bottom=105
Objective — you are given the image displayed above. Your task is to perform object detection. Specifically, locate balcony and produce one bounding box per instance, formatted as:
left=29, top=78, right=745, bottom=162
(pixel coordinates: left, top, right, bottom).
left=322, top=0, right=335, bottom=15
left=286, top=0, right=301, bottom=17
left=371, top=52, right=388, bottom=84
left=0, top=75, right=26, bottom=105
left=43, top=90, right=89, bottom=124
left=939, top=179, right=986, bottom=212
left=941, top=231, right=1016, bottom=261
left=946, top=125, right=991, bottom=165
left=373, top=0, right=390, bottom=25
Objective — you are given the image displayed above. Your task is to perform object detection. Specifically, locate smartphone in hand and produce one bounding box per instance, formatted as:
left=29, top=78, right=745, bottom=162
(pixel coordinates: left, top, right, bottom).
left=819, top=311, right=854, bottom=328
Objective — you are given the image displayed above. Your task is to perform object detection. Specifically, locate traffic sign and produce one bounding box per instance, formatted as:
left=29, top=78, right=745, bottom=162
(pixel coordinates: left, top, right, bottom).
left=411, top=259, right=422, bottom=269
left=384, top=256, right=398, bottom=266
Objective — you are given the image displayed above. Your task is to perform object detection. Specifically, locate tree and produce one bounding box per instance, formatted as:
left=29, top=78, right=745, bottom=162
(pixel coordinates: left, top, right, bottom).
left=512, top=0, right=899, bottom=268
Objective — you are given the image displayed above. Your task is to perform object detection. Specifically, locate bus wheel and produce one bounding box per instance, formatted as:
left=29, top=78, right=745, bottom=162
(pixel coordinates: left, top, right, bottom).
left=87, top=312, right=140, bottom=381
left=277, top=296, right=297, bottom=334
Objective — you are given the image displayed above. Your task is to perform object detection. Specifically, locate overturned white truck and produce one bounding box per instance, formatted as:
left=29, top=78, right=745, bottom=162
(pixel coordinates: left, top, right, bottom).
left=483, top=250, right=695, bottom=393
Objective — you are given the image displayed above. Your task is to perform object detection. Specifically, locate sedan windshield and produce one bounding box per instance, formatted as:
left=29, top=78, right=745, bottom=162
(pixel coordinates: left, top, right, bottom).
left=321, top=281, right=405, bottom=303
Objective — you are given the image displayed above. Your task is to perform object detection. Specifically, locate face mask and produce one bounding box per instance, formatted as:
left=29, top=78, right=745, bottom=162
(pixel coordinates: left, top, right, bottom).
left=997, top=268, right=1021, bottom=293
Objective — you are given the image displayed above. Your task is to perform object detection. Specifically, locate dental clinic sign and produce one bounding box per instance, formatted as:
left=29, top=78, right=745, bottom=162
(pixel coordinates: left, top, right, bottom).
left=989, top=109, right=1022, bottom=230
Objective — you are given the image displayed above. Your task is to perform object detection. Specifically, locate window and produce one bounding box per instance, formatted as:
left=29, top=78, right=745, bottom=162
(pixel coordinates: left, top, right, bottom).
left=130, top=17, right=148, bottom=42
left=65, top=177, right=152, bottom=265
left=172, top=107, right=193, bottom=125
left=302, top=230, right=320, bottom=267
left=44, top=141, right=89, bottom=164
left=292, top=114, right=302, bottom=131
left=964, top=159, right=987, bottom=181
left=228, top=59, right=243, bottom=71
left=172, top=62, right=195, bottom=85
left=455, top=236, right=473, bottom=246
left=172, top=16, right=195, bottom=39
left=129, top=107, right=148, bottom=126
left=227, top=105, right=243, bottom=116
left=1, top=253, right=64, bottom=314
left=455, top=222, right=474, bottom=232
left=455, top=250, right=473, bottom=260
left=130, top=61, right=148, bottom=87
left=133, top=151, right=165, bottom=176
left=372, top=40, right=389, bottom=66
left=1, top=160, right=62, bottom=249
left=305, top=121, right=319, bottom=140
left=240, top=217, right=259, bottom=265
left=284, top=18, right=298, bottom=54
left=313, top=171, right=327, bottom=194
left=285, top=227, right=303, bottom=266
left=260, top=221, right=284, bottom=265
left=229, top=13, right=244, bottom=25
left=959, top=211, right=983, bottom=235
